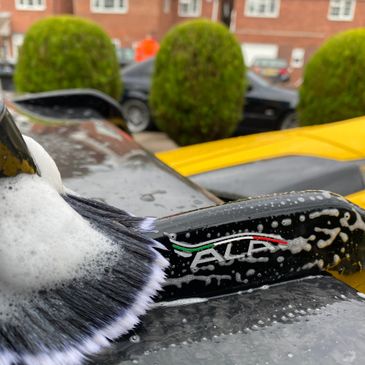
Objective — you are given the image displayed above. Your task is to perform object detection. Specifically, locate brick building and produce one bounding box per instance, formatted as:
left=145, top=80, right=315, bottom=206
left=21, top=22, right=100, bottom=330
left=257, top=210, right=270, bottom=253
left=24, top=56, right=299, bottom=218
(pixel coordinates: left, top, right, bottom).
left=0, top=0, right=73, bottom=62
left=234, top=0, right=365, bottom=83
left=0, top=0, right=364, bottom=83
left=72, top=1, right=227, bottom=50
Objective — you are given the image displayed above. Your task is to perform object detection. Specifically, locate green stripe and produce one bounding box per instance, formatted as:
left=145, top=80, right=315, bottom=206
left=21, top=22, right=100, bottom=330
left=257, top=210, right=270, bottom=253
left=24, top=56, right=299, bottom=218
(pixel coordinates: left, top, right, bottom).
left=172, top=243, right=214, bottom=253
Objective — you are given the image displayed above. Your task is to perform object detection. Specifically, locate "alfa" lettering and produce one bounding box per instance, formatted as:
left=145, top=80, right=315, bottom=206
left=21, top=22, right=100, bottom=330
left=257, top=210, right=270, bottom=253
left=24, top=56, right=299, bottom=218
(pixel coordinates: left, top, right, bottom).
left=190, top=240, right=276, bottom=269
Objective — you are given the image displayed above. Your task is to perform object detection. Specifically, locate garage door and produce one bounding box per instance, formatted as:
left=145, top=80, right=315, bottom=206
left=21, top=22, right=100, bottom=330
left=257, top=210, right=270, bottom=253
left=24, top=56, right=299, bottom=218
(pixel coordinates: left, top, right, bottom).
left=242, top=43, right=278, bottom=66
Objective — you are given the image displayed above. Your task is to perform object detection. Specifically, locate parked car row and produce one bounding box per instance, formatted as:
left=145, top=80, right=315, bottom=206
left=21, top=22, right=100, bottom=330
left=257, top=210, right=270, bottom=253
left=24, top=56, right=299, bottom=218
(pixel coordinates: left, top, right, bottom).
left=0, top=56, right=297, bottom=137
left=120, top=57, right=298, bottom=134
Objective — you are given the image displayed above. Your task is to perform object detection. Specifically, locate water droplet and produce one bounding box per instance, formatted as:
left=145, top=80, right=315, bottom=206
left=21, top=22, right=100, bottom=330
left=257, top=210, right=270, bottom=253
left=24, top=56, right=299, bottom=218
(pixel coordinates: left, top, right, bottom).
left=129, top=335, right=140, bottom=343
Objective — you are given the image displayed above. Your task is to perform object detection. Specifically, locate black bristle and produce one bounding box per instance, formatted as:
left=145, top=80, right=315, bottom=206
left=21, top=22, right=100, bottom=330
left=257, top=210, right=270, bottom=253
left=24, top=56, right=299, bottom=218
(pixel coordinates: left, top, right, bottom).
left=0, top=193, right=168, bottom=365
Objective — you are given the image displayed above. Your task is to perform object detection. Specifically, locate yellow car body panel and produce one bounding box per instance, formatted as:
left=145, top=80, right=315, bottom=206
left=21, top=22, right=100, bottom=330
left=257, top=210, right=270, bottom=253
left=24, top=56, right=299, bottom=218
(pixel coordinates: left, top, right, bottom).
left=346, top=190, right=365, bottom=207
left=157, top=116, right=365, bottom=176
left=157, top=113, right=365, bottom=213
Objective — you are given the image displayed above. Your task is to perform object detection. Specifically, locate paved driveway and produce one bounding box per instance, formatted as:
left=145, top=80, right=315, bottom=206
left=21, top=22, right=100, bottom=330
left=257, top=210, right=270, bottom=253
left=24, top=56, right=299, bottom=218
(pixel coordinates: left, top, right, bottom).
left=133, top=132, right=177, bottom=153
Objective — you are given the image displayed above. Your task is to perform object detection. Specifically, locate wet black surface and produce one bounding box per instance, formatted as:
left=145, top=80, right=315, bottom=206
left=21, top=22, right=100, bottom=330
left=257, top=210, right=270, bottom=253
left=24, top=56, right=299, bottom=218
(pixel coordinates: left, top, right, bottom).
left=90, top=276, right=365, bottom=365
left=12, top=104, right=219, bottom=217
left=193, top=156, right=365, bottom=199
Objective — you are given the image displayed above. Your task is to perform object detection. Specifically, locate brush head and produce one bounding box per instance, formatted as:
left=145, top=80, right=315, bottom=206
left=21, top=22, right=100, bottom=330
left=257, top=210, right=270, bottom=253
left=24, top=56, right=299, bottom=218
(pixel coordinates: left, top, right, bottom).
left=0, top=175, right=168, bottom=365
left=0, top=105, right=168, bottom=365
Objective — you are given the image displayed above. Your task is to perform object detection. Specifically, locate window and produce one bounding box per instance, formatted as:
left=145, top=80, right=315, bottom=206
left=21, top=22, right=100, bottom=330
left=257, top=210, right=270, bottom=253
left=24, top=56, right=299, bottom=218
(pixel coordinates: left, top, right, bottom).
left=15, top=0, right=46, bottom=11
left=328, top=0, right=355, bottom=21
left=11, top=33, right=24, bottom=61
left=178, top=0, right=202, bottom=17
left=244, top=0, right=280, bottom=18
left=290, top=48, right=305, bottom=68
left=111, top=38, right=121, bottom=49
left=91, top=0, right=128, bottom=14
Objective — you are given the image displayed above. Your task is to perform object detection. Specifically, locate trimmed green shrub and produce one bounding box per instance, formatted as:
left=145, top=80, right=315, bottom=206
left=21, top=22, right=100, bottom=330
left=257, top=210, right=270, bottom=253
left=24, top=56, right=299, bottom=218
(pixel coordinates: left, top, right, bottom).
left=299, top=28, right=365, bottom=126
left=15, top=16, right=122, bottom=99
left=149, top=19, right=246, bottom=145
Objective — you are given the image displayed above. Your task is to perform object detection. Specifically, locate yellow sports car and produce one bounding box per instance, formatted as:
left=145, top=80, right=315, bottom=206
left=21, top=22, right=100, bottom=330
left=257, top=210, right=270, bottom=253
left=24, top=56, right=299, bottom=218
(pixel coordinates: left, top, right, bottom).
left=157, top=115, right=365, bottom=207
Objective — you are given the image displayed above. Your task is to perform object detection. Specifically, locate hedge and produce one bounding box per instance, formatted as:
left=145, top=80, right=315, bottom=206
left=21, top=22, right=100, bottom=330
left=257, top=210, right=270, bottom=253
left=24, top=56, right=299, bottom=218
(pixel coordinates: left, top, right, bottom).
left=14, top=16, right=122, bottom=99
left=299, top=28, right=365, bottom=126
left=149, top=19, right=246, bottom=145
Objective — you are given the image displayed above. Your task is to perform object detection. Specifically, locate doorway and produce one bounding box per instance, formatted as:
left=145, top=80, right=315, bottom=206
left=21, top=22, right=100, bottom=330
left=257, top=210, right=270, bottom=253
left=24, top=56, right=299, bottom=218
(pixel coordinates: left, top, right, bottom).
left=221, top=0, right=234, bottom=27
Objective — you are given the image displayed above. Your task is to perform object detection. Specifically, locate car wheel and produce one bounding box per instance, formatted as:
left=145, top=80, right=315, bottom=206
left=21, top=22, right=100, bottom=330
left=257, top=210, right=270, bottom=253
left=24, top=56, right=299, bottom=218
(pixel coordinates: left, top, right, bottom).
left=280, top=112, right=298, bottom=130
left=122, top=99, right=150, bottom=133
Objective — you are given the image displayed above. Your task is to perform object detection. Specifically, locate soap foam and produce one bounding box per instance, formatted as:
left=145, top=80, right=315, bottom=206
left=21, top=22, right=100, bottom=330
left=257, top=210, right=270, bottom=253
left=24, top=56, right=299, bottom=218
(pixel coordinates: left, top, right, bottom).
left=23, top=135, right=65, bottom=194
left=0, top=174, right=119, bottom=318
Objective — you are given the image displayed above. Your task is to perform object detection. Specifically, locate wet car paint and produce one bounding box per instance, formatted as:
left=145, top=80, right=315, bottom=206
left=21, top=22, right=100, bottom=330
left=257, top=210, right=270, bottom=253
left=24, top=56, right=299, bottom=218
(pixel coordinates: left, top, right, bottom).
left=9, top=104, right=219, bottom=218
left=91, top=276, right=365, bottom=365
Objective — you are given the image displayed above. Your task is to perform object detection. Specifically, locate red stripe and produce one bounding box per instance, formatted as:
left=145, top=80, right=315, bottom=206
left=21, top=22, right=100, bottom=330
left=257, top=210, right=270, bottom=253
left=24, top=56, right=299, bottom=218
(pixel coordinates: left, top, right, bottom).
left=252, top=236, right=288, bottom=245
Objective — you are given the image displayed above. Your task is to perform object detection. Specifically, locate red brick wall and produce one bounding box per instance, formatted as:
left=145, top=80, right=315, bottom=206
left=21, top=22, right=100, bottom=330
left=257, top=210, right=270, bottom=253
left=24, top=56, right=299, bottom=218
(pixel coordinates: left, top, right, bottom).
left=73, top=0, right=162, bottom=47
left=53, top=0, right=73, bottom=14
left=0, top=0, right=73, bottom=33
left=157, top=0, right=218, bottom=42
left=73, top=0, right=217, bottom=47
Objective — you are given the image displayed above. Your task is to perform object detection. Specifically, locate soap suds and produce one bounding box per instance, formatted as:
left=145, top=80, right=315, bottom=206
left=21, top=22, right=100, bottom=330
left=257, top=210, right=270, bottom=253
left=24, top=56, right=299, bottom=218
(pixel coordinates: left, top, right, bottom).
left=0, top=174, right=118, bottom=318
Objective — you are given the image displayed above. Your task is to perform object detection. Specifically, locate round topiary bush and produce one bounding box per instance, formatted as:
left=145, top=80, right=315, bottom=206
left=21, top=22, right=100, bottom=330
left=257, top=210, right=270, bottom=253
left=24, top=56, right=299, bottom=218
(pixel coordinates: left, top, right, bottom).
left=299, top=28, right=365, bottom=126
left=149, top=19, right=246, bottom=145
left=14, top=16, right=122, bottom=99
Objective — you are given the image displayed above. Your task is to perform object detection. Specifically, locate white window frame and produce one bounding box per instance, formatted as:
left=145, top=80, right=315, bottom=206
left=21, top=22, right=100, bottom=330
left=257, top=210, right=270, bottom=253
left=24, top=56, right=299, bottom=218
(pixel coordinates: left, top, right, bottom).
left=111, top=38, right=121, bottom=49
left=90, top=0, right=129, bottom=14
left=11, top=33, right=24, bottom=62
left=178, top=0, right=202, bottom=17
left=244, top=0, right=280, bottom=18
left=290, top=48, right=305, bottom=69
left=15, top=0, right=46, bottom=11
left=328, top=0, right=356, bottom=21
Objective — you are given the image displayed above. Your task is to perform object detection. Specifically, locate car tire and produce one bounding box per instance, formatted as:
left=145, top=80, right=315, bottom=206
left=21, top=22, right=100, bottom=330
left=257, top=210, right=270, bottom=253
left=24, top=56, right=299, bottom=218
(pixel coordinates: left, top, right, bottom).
left=121, top=99, right=150, bottom=133
left=280, top=112, right=298, bottom=130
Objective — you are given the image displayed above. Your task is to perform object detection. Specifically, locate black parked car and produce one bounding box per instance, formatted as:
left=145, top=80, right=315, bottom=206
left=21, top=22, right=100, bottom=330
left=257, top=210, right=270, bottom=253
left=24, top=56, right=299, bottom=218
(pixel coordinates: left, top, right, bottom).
left=121, top=57, right=298, bottom=134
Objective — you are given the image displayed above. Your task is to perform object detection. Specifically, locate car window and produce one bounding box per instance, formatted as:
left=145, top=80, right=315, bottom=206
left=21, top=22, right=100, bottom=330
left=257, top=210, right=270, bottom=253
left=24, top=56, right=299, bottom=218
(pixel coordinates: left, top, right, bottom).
left=191, top=156, right=365, bottom=200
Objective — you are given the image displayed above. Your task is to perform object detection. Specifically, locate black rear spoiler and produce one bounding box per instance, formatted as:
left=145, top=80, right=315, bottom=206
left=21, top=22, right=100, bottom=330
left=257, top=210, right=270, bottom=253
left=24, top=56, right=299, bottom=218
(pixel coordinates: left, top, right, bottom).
left=12, top=89, right=129, bottom=132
